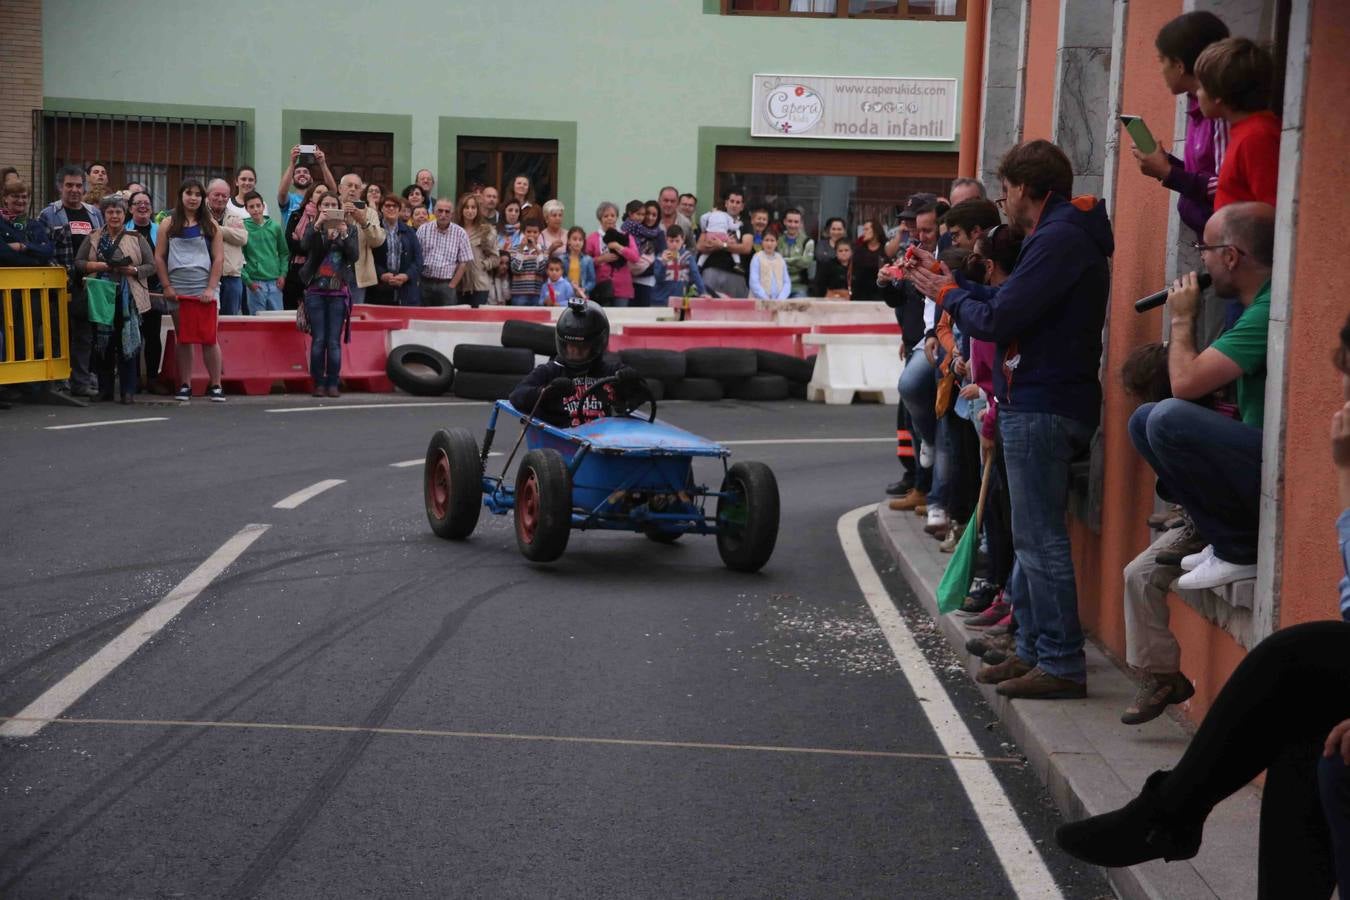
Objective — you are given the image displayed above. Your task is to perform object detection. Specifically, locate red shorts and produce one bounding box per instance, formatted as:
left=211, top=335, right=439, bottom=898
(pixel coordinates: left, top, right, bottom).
left=175, top=296, right=219, bottom=345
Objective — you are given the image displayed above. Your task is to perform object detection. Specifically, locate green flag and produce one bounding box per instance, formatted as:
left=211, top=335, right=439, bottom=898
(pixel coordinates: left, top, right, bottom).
left=936, top=450, right=996, bottom=614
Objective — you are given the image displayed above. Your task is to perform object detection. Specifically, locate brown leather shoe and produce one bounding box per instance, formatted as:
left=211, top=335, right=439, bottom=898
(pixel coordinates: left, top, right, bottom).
left=888, top=489, right=926, bottom=511
left=1121, top=672, right=1194, bottom=725
left=997, top=666, right=1087, bottom=699
left=326, top=386, right=341, bottom=398
left=975, top=655, right=1032, bottom=684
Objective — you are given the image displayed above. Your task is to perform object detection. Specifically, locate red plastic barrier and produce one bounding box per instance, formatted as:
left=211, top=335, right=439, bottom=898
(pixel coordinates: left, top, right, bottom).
left=664, top=297, right=772, bottom=322
left=813, top=322, right=901, bottom=335
left=619, top=324, right=810, bottom=356
left=161, top=315, right=402, bottom=394
left=351, top=304, right=554, bottom=325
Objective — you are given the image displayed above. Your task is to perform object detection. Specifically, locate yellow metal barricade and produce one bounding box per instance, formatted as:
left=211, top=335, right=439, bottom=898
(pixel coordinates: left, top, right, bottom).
left=0, top=266, right=70, bottom=385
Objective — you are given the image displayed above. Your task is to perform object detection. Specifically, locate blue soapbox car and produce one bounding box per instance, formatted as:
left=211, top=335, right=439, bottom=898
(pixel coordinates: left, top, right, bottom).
left=423, top=375, right=779, bottom=571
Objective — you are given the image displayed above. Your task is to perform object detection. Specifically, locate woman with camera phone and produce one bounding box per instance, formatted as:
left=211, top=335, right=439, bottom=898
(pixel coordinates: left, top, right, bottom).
left=75, top=194, right=154, bottom=404
left=300, top=194, right=359, bottom=397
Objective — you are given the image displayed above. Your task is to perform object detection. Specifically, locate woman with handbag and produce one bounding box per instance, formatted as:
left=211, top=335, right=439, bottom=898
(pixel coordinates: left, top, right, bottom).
left=75, top=195, right=155, bottom=404
left=154, top=180, right=225, bottom=403
left=299, top=193, right=359, bottom=397
left=585, top=201, right=639, bottom=307
left=455, top=192, right=497, bottom=309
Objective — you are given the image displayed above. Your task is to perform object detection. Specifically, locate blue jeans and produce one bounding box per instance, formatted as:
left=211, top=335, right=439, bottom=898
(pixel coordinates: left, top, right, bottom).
left=248, top=281, right=283, bottom=314
left=218, top=275, right=244, bottom=315
left=303, top=292, right=345, bottom=389
left=1000, top=409, right=1094, bottom=682
left=510, top=293, right=540, bottom=307
left=1128, top=399, right=1262, bottom=564
left=899, top=348, right=937, bottom=491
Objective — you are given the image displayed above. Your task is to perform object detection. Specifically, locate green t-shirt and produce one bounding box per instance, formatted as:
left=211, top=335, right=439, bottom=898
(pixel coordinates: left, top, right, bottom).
left=1210, top=280, right=1270, bottom=428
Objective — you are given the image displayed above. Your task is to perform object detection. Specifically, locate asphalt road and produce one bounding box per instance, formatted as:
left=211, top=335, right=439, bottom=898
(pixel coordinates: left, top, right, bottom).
left=0, top=395, right=1109, bottom=899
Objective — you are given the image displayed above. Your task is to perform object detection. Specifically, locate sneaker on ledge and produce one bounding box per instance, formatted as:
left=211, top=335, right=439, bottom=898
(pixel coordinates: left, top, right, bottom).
left=965, top=598, right=1010, bottom=628
left=1175, top=554, right=1256, bottom=591
left=206, top=385, right=226, bottom=403
left=174, top=384, right=191, bottom=403
left=1179, top=544, right=1216, bottom=572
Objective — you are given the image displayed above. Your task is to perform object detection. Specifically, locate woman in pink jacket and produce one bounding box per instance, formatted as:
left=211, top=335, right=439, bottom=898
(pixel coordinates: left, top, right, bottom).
left=584, top=201, right=638, bottom=307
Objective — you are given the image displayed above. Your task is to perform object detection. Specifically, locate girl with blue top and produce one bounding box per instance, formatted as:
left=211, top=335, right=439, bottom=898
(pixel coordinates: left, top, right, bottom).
left=748, top=231, right=791, bottom=300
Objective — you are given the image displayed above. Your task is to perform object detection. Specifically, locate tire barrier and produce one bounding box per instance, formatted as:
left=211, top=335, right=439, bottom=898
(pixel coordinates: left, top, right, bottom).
left=387, top=344, right=455, bottom=396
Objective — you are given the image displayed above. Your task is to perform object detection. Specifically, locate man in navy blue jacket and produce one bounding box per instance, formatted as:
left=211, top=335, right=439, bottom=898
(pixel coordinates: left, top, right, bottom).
left=909, top=140, right=1113, bottom=700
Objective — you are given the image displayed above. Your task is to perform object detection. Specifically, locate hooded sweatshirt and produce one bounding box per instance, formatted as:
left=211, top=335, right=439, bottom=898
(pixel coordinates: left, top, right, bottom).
left=937, top=193, right=1113, bottom=426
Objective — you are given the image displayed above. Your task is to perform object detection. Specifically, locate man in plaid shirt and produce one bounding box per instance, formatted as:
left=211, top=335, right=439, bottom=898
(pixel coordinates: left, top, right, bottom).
left=416, top=198, right=472, bottom=306
left=38, top=165, right=103, bottom=395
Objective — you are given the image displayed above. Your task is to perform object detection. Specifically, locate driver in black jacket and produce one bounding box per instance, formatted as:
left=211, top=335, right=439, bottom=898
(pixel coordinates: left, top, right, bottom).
left=509, top=298, right=644, bottom=428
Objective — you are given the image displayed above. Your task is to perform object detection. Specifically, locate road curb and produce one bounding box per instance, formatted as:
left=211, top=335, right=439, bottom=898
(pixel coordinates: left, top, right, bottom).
left=873, top=501, right=1261, bottom=900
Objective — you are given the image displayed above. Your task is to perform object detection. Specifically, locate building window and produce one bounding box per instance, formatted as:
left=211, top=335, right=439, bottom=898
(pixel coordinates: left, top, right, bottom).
left=33, top=111, right=244, bottom=208
left=300, top=129, right=393, bottom=190
left=715, top=146, right=956, bottom=241
left=456, top=137, right=558, bottom=209
left=723, top=0, right=964, bottom=19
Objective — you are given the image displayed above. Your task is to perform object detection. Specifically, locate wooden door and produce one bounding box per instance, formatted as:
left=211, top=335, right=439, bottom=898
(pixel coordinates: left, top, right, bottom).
left=301, top=129, right=394, bottom=190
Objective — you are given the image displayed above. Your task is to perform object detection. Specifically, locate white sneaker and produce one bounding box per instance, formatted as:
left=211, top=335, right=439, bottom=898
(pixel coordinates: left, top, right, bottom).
left=1176, top=555, right=1257, bottom=591
left=919, top=442, right=934, bottom=468
left=1179, top=544, right=1214, bottom=572
left=925, top=506, right=950, bottom=530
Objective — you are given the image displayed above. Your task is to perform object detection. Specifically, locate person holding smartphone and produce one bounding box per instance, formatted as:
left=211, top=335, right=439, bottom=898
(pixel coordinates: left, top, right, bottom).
left=1127, top=11, right=1231, bottom=235
left=300, top=193, right=359, bottom=397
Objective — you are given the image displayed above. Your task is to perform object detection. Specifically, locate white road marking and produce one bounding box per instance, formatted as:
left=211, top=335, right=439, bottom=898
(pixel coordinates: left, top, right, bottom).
left=265, top=401, right=482, bottom=414
left=390, top=453, right=500, bottom=468
left=0, top=523, right=270, bottom=740
left=45, top=417, right=169, bottom=431
left=718, top=437, right=894, bottom=446
left=273, top=479, right=345, bottom=509
left=837, top=505, right=1065, bottom=900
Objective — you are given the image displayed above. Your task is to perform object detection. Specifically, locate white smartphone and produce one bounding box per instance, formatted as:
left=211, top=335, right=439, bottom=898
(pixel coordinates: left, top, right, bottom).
left=1119, top=115, right=1157, bottom=154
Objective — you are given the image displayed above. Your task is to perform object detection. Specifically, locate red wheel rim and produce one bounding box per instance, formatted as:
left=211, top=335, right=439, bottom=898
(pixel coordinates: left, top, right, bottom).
left=517, top=470, right=539, bottom=542
left=429, top=450, right=450, bottom=519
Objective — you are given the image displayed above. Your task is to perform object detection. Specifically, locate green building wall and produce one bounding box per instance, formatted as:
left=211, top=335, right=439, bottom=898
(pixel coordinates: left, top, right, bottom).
left=41, top=0, right=964, bottom=221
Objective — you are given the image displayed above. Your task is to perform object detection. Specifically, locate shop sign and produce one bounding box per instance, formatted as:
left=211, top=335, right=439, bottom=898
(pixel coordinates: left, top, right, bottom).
left=751, top=74, right=957, bottom=141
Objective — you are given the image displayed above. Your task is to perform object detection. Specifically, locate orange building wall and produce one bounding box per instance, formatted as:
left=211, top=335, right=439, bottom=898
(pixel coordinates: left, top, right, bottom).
left=1020, top=0, right=1060, bottom=141
left=1277, top=0, right=1350, bottom=628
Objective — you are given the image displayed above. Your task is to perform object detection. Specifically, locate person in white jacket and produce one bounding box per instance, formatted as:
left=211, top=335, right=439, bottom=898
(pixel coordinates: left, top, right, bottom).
left=748, top=232, right=791, bottom=300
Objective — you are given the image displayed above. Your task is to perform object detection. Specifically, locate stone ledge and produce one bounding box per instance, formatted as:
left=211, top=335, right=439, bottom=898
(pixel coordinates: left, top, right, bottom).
left=875, top=501, right=1261, bottom=900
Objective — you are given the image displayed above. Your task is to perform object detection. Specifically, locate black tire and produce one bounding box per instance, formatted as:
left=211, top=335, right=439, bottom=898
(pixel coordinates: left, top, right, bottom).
left=787, top=379, right=808, bottom=400
left=514, top=449, right=572, bottom=562
left=726, top=373, right=790, bottom=402
left=452, top=371, right=522, bottom=401
left=453, top=343, right=536, bottom=375
left=667, top=377, right=724, bottom=401
left=424, top=428, right=482, bottom=539
left=684, top=347, right=757, bottom=380
left=716, top=461, right=780, bottom=573
left=500, top=319, right=557, bottom=356
left=619, top=348, right=687, bottom=382
left=644, top=378, right=666, bottom=402
left=387, top=344, right=455, bottom=397
left=754, top=349, right=815, bottom=383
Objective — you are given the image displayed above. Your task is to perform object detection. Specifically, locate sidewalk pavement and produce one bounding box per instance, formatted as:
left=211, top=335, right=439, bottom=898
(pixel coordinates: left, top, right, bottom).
left=875, top=501, right=1262, bottom=900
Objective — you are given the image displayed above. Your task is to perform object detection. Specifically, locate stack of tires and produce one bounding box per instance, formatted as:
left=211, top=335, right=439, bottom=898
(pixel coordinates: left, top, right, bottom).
left=660, top=347, right=816, bottom=402
left=616, top=349, right=686, bottom=402
left=386, top=344, right=455, bottom=397
left=450, top=344, right=536, bottom=400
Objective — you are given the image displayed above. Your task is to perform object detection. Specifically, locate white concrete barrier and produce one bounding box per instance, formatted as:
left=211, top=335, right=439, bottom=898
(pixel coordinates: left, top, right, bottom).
left=387, top=321, right=505, bottom=358
left=802, top=333, right=901, bottom=405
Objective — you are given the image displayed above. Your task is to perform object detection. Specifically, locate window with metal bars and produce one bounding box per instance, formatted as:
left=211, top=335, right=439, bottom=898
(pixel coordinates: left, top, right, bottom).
left=723, top=0, right=964, bottom=19
left=30, top=111, right=247, bottom=211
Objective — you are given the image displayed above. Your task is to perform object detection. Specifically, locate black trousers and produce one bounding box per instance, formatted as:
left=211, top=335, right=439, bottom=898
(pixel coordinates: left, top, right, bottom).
left=983, top=431, right=1015, bottom=590
left=1160, top=621, right=1350, bottom=899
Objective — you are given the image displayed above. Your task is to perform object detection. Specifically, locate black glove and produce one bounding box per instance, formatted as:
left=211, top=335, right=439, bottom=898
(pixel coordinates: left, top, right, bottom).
left=615, top=366, right=641, bottom=384
left=547, top=376, right=575, bottom=398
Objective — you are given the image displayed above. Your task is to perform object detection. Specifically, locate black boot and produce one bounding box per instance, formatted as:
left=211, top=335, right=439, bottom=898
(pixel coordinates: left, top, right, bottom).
left=1055, top=770, right=1207, bottom=867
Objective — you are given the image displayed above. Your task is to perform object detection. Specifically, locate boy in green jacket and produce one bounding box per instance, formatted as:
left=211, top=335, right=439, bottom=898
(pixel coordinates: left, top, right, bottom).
left=779, top=208, right=815, bottom=297
left=241, top=191, right=289, bottom=313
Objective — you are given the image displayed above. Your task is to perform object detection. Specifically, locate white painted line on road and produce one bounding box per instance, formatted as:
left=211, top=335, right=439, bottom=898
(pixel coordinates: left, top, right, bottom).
left=390, top=453, right=500, bottom=468
left=273, top=479, right=345, bottom=509
left=265, top=401, right=482, bottom=414
left=0, top=716, right=1025, bottom=764
left=837, top=506, right=1064, bottom=900
left=718, top=437, right=894, bottom=446
left=45, top=417, right=169, bottom=431
left=0, top=523, right=270, bottom=740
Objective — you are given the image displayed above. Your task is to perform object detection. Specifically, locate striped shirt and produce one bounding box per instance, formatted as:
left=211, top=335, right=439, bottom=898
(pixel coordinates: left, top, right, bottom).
left=508, top=244, right=549, bottom=297
left=416, top=221, right=473, bottom=279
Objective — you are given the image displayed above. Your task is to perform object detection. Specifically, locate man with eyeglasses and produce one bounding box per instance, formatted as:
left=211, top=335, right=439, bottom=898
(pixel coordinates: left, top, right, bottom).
left=1126, top=201, right=1273, bottom=595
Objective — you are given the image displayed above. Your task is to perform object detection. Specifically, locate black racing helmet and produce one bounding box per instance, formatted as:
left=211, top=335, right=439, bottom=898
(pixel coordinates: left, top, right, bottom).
left=555, top=297, right=609, bottom=373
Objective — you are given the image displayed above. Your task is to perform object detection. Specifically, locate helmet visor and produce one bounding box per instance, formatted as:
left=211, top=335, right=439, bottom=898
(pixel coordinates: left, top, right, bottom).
left=560, top=340, right=592, bottom=364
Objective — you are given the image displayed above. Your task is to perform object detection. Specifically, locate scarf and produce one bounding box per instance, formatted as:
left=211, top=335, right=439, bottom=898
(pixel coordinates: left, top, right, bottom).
left=385, top=223, right=402, bottom=274
left=92, top=230, right=141, bottom=359
left=756, top=252, right=787, bottom=298
left=293, top=203, right=317, bottom=242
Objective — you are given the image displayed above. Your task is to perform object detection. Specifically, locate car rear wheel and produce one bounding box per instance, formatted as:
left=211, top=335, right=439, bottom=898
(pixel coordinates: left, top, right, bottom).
left=514, top=449, right=572, bottom=562
left=425, top=428, right=482, bottom=539
left=716, top=461, right=779, bottom=572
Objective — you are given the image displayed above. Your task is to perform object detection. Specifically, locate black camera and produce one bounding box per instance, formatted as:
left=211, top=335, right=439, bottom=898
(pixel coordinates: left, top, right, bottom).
left=99, top=245, right=131, bottom=269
